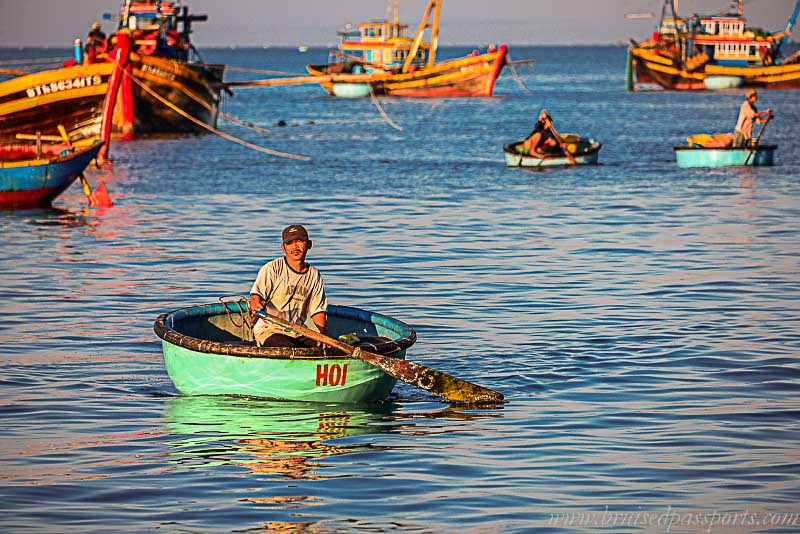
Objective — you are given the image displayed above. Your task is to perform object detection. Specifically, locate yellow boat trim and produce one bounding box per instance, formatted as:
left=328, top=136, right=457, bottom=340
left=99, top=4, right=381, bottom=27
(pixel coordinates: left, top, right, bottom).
left=0, top=63, right=113, bottom=97
left=0, top=157, right=52, bottom=169
left=386, top=63, right=494, bottom=90
left=705, top=63, right=800, bottom=77
left=638, top=59, right=704, bottom=80
left=752, top=71, right=800, bottom=83
left=0, top=84, right=107, bottom=115
left=630, top=48, right=675, bottom=66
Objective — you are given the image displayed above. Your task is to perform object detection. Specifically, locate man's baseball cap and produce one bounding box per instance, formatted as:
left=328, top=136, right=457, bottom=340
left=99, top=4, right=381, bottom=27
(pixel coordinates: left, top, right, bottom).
left=746, top=88, right=757, bottom=98
left=282, top=224, right=309, bottom=244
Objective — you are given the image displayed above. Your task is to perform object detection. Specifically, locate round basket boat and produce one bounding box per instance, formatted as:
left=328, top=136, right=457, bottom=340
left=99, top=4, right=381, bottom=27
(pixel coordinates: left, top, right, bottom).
left=154, top=301, right=416, bottom=403
left=703, top=75, right=744, bottom=90
left=332, top=82, right=371, bottom=98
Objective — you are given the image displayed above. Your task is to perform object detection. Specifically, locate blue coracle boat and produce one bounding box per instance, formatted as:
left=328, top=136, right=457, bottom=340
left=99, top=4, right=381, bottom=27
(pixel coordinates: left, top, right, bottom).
left=674, top=145, right=776, bottom=168
left=0, top=141, right=103, bottom=208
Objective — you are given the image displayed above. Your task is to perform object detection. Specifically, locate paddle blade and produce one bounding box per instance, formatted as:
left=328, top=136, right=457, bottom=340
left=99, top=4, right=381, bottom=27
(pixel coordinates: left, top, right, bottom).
left=89, top=181, right=113, bottom=208
left=255, top=310, right=504, bottom=404
left=357, top=349, right=504, bottom=404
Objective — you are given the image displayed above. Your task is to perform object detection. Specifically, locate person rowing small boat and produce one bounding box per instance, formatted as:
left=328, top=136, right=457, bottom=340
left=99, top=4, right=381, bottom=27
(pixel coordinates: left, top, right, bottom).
left=733, top=89, right=774, bottom=148
left=674, top=89, right=777, bottom=168
left=519, top=109, right=560, bottom=157
left=503, top=109, right=602, bottom=167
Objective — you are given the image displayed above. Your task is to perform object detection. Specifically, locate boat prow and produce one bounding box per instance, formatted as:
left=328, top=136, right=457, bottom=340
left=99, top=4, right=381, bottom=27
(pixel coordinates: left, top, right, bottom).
left=0, top=140, right=104, bottom=208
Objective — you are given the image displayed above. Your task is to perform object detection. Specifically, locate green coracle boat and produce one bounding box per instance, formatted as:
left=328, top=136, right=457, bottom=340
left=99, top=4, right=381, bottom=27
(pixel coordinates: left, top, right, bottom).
left=154, top=301, right=416, bottom=403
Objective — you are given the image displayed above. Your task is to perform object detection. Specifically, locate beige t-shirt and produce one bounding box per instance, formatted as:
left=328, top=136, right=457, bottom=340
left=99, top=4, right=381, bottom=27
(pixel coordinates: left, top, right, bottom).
left=735, top=100, right=757, bottom=138
left=250, top=258, right=327, bottom=343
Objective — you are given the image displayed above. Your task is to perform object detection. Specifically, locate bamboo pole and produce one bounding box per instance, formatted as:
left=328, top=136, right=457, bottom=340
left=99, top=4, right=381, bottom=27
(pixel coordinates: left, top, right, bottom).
left=218, top=73, right=379, bottom=88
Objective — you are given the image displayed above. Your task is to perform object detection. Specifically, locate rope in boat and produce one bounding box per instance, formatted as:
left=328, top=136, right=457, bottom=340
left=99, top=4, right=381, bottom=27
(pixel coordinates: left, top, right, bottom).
left=505, top=53, right=535, bottom=96
left=219, top=295, right=252, bottom=341
left=123, top=68, right=311, bottom=161
left=368, top=83, right=403, bottom=131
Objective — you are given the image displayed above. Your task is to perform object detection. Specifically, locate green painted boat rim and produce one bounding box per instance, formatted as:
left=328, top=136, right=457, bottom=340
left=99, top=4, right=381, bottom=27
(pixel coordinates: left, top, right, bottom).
left=154, top=302, right=416, bottom=360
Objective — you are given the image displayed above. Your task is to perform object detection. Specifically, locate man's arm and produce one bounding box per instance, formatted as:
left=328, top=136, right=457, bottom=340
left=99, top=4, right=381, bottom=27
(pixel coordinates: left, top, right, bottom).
left=250, top=293, right=265, bottom=315
left=311, top=312, right=327, bottom=336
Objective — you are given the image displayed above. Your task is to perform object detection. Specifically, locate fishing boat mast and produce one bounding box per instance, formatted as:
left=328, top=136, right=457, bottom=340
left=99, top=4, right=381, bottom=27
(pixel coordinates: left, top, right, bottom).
left=402, top=0, right=441, bottom=73
left=776, top=0, right=800, bottom=54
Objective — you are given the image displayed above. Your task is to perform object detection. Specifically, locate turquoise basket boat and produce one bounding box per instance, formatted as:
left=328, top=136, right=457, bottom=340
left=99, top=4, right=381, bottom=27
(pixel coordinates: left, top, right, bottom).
left=674, top=145, right=777, bottom=168
left=154, top=301, right=416, bottom=403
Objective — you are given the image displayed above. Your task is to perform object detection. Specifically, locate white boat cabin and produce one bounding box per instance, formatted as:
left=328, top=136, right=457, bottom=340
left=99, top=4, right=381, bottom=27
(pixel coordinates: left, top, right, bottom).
left=335, top=20, right=429, bottom=69
left=692, top=15, right=776, bottom=65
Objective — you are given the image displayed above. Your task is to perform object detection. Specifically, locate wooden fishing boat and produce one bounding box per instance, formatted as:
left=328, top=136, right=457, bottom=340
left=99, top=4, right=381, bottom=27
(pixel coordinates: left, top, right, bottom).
left=674, top=144, right=776, bottom=167
left=154, top=301, right=417, bottom=403
left=0, top=140, right=103, bottom=208
left=627, top=0, right=800, bottom=91
left=306, top=0, right=509, bottom=97
left=0, top=0, right=224, bottom=143
left=0, top=62, right=114, bottom=144
left=503, top=136, right=602, bottom=167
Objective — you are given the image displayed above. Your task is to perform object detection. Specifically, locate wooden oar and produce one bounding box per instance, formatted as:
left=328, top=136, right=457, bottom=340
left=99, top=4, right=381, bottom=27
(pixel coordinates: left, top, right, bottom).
left=744, top=113, right=772, bottom=166
left=543, top=115, right=577, bottom=165
left=254, top=311, right=504, bottom=404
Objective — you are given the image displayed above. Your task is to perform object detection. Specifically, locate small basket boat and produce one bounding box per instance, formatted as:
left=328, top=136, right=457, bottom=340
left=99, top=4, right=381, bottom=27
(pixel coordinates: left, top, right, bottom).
left=154, top=300, right=416, bottom=403
left=674, top=144, right=777, bottom=167
left=503, top=136, right=602, bottom=168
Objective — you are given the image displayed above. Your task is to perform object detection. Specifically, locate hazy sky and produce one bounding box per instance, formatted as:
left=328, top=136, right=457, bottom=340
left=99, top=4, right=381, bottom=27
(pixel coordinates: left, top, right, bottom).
left=0, top=0, right=797, bottom=47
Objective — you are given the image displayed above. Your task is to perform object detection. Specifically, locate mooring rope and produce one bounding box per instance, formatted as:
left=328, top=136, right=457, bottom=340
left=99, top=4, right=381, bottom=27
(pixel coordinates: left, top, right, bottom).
left=368, top=83, right=403, bottom=131
left=123, top=69, right=311, bottom=161
left=505, top=53, right=535, bottom=96
left=220, top=109, right=272, bottom=135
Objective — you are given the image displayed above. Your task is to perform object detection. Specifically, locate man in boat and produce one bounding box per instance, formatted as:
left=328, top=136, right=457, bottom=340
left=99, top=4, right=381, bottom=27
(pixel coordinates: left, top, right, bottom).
left=84, top=22, right=107, bottom=63
left=520, top=109, right=559, bottom=156
left=249, top=225, right=328, bottom=347
left=732, top=89, right=774, bottom=148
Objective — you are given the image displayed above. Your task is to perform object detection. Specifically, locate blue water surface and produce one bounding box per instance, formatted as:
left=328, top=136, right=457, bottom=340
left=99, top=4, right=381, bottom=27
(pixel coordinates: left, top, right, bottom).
left=1, top=45, right=799, bottom=533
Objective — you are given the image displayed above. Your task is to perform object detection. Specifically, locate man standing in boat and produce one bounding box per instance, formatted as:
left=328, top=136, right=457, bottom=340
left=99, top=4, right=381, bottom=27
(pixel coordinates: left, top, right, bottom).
left=733, top=89, right=773, bottom=148
left=249, top=225, right=328, bottom=347
left=84, top=22, right=107, bottom=63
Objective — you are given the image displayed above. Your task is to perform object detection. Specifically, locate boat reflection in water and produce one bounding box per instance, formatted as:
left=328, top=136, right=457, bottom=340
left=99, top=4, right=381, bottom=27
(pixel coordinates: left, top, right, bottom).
left=162, top=396, right=395, bottom=480
left=162, top=396, right=504, bottom=482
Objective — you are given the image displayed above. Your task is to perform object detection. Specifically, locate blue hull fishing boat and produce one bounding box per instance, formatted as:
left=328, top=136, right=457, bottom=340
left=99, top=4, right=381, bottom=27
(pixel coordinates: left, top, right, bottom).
left=674, top=145, right=776, bottom=168
left=0, top=140, right=103, bottom=208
